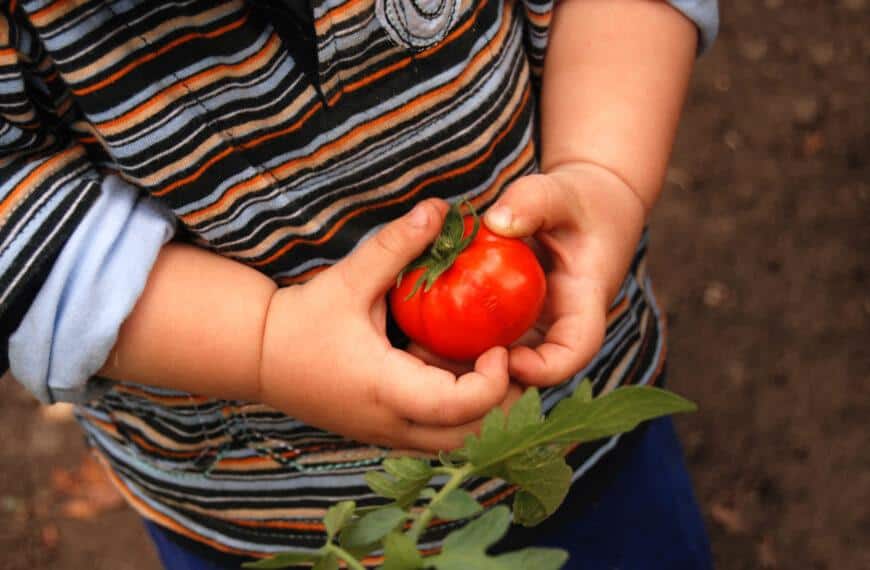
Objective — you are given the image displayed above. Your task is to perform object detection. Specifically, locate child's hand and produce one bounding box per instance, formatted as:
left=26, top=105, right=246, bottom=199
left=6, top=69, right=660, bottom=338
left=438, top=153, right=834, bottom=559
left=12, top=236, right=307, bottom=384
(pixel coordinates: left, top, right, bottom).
left=482, top=163, right=648, bottom=387
left=256, top=199, right=510, bottom=452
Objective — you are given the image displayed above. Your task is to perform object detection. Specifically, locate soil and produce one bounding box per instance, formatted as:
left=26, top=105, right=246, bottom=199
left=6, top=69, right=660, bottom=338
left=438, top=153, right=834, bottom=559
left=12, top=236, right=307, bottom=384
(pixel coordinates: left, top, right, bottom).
left=1, top=2, right=867, bottom=569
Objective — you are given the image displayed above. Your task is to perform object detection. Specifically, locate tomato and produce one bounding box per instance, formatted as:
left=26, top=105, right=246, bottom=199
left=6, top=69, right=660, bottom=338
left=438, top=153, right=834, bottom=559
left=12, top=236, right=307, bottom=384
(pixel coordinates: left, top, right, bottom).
left=390, top=201, right=546, bottom=361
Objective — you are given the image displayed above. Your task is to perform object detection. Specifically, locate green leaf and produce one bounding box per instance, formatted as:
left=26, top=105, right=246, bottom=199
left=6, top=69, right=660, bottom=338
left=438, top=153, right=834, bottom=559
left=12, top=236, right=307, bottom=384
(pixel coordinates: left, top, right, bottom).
left=431, top=489, right=483, bottom=521
left=512, top=490, right=549, bottom=527
left=382, top=457, right=433, bottom=482
left=441, top=506, right=511, bottom=553
left=464, top=386, right=695, bottom=475
left=503, top=449, right=571, bottom=526
left=242, top=550, right=323, bottom=569
left=506, top=388, right=543, bottom=433
left=574, top=379, right=593, bottom=403
left=313, top=552, right=339, bottom=570
left=380, top=531, right=424, bottom=570
left=340, top=506, right=407, bottom=548
left=365, top=458, right=433, bottom=508
left=463, top=392, right=543, bottom=478
left=419, top=488, right=437, bottom=500
left=427, top=506, right=568, bottom=570
left=543, top=385, right=696, bottom=445
left=366, top=470, right=432, bottom=508
left=495, top=547, right=569, bottom=570
left=324, top=501, right=356, bottom=541
left=439, top=449, right=468, bottom=467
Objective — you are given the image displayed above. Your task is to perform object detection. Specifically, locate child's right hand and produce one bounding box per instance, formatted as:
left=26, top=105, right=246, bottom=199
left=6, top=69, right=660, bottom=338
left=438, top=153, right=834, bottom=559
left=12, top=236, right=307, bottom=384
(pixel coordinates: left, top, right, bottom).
left=256, top=199, right=511, bottom=452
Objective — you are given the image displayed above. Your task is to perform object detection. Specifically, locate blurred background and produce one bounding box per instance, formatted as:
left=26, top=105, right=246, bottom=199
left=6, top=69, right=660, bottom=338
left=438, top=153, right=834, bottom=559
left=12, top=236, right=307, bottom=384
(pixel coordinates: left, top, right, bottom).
left=1, top=1, right=867, bottom=569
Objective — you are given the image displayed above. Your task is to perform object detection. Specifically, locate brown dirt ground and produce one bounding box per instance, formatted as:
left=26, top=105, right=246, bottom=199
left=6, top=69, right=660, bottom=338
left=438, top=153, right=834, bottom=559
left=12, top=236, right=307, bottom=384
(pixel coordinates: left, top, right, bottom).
left=1, top=2, right=868, bottom=569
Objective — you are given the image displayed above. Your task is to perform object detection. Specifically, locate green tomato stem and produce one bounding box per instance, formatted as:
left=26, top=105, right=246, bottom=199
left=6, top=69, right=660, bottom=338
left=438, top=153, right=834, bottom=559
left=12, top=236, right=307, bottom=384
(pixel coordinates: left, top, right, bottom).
left=407, top=463, right=475, bottom=543
left=325, top=544, right=367, bottom=570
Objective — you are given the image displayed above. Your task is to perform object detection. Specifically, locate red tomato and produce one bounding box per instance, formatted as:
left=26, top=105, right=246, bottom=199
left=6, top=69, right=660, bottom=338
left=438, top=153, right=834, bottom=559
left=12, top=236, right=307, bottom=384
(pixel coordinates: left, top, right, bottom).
left=390, top=203, right=546, bottom=361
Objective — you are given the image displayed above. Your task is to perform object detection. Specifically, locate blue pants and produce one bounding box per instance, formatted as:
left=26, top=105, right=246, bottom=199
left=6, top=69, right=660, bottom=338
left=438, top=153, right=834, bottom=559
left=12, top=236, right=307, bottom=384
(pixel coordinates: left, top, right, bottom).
left=145, top=418, right=712, bottom=569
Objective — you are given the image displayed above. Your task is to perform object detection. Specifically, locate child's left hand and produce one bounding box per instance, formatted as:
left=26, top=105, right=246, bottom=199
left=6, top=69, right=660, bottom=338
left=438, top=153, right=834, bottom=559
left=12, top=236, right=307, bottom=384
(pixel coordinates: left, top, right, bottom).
left=484, top=163, right=647, bottom=387
left=408, top=163, right=647, bottom=387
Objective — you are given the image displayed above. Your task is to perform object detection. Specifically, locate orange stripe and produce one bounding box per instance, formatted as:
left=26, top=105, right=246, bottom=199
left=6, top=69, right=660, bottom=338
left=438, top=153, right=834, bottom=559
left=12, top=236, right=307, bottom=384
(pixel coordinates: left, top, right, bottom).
left=252, top=84, right=531, bottom=267
left=152, top=146, right=235, bottom=197
left=525, top=8, right=552, bottom=27
left=96, top=31, right=278, bottom=133
left=30, top=0, right=69, bottom=25
left=72, top=13, right=250, bottom=96
left=184, top=0, right=508, bottom=224
left=228, top=518, right=326, bottom=532
left=215, top=449, right=301, bottom=468
left=78, top=414, right=121, bottom=438
left=112, top=384, right=213, bottom=405
left=606, top=296, right=630, bottom=325
left=0, top=47, right=16, bottom=58
left=0, top=146, right=79, bottom=217
left=314, top=0, right=367, bottom=27
left=128, top=433, right=206, bottom=459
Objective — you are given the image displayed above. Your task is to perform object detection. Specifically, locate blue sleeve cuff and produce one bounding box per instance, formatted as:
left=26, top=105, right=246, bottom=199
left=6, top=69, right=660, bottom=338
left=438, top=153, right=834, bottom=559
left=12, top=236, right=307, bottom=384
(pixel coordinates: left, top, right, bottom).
left=8, top=175, right=176, bottom=404
left=667, top=0, right=719, bottom=53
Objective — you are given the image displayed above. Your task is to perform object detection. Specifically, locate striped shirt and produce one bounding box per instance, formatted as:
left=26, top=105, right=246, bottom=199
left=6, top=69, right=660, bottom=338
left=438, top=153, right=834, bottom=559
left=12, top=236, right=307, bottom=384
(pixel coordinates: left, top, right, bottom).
left=0, top=0, right=711, bottom=563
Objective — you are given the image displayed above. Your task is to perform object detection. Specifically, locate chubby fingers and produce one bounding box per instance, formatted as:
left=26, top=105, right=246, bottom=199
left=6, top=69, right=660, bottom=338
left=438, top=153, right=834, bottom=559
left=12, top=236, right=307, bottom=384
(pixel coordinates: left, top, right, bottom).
left=508, top=274, right=608, bottom=387
left=335, top=199, right=448, bottom=302
left=484, top=174, right=579, bottom=239
left=405, top=342, right=475, bottom=377
left=397, top=382, right=527, bottom=452
left=377, top=346, right=510, bottom=427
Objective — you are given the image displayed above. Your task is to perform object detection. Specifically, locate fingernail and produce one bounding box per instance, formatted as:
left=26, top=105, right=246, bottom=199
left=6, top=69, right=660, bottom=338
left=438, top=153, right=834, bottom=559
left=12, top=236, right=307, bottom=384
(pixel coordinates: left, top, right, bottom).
left=487, top=205, right=512, bottom=231
left=408, top=203, right=429, bottom=228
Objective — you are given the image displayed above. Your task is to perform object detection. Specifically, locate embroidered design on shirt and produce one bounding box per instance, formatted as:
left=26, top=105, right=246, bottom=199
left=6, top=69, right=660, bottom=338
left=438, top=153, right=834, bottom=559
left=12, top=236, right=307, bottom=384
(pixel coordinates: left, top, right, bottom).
left=375, top=0, right=463, bottom=50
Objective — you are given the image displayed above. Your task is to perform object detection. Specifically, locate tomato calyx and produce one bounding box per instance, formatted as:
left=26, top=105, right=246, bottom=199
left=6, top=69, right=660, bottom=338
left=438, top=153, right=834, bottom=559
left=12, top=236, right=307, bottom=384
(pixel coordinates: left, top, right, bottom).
left=397, top=199, right=481, bottom=300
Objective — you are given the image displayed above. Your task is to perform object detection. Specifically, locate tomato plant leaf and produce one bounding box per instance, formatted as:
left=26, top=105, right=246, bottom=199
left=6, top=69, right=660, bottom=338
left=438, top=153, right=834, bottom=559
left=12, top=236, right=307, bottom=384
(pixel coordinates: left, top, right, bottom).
left=493, top=547, right=569, bottom=570
left=382, top=457, right=433, bottom=482
left=242, top=550, right=323, bottom=569
left=506, top=387, right=543, bottom=433
left=365, top=471, right=430, bottom=507
left=465, top=385, right=695, bottom=475
left=380, top=531, right=424, bottom=570
left=430, top=489, right=482, bottom=521
left=323, top=501, right=355, bottom=541
left=441, top=505, right=511, bottom=553
left=511, top=490, right=549, bottom=528
left=502, top=448, right=571, bottom=526
left=340, top=506, right=407, bottom=548
left=542, top=385, right=697, bottom=445
left=574, top=379, right=593, bottom=403
left=427, top=505, right=566, bottom=570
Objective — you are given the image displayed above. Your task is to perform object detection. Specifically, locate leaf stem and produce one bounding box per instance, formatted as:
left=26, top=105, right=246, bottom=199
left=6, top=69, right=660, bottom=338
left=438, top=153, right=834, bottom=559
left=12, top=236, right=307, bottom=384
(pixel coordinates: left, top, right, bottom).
left=325, top=544, right=367, bottom=570
left=407, top=463, right=475, bottom=543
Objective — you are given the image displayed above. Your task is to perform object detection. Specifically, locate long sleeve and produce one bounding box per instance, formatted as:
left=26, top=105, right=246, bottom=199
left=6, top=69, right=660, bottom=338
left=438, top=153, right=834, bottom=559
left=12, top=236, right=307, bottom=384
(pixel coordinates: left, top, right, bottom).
left=1, top=7, right=176, bottom=403
left=8, top=175, right=175, bottom=403
left=0, top=8, right=102, bottom=354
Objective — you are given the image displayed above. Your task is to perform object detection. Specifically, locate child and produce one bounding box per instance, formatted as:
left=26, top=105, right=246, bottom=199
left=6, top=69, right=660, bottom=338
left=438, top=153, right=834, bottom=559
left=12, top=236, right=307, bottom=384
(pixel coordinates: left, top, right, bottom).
left=1, top=1, right=718, bottom=568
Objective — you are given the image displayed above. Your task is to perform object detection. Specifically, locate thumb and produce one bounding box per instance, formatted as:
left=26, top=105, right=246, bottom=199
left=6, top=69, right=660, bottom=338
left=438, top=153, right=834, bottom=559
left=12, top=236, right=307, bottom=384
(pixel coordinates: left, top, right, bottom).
left=337, top=199, right=448, bottom=300
left=484, top=174, right=569, bottom=238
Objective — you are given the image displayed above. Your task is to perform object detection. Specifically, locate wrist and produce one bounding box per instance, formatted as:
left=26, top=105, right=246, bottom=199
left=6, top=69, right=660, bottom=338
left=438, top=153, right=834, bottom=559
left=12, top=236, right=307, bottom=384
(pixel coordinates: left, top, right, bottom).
left=545, top=160, right=650, bottom=220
